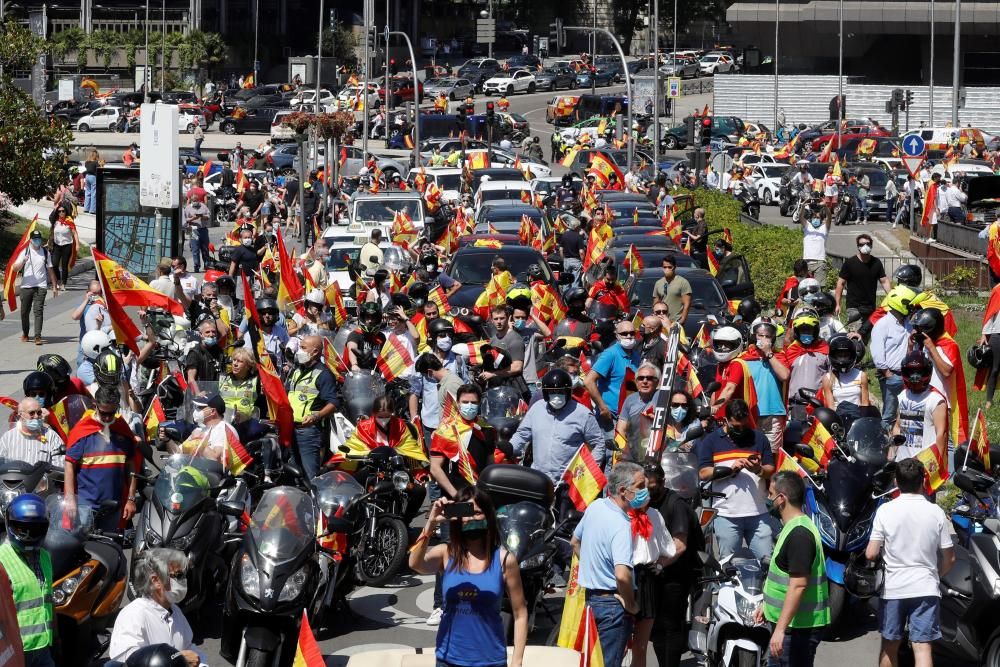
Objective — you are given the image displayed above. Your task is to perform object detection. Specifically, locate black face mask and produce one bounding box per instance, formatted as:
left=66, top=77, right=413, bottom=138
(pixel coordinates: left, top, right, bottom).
left=728, top=424, right=749, bottom=441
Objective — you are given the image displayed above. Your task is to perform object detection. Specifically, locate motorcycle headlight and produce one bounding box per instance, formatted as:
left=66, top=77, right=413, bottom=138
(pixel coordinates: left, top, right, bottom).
left=735, top=592, right=761, bottom=626
left=240, top=553, right=261, bottom=599
left=170, top=529, right=198, bottom=551
left=279, top=565, right=308, bottom=602
left=813, top=504, right=838, bottom=548
left=846, top=513, right=875, bottom=551
left=520, top=553, right=547, bottom=570
left=392, top=471, right=409, bottom=491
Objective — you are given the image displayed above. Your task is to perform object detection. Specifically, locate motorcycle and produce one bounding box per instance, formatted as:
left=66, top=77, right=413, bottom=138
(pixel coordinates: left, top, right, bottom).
left=214, top=187, right=240, bottom=227
left=482, top=386, right=528, bottom=451
left=331, top=369, right=386, bottom=452
left=733, top=183, right=760, bottom=220
left=43, top=495, right=129, bottom=664
left=790, top=185, right=812, bottom=224
left=833, top=184, right=855, bottom=226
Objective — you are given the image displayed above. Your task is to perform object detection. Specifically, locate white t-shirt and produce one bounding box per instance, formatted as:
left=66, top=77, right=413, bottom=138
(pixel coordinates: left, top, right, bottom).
left=871, top=493, right=953, bottom=599
left=177, top=273, right=200, bottom=301
left=19, top=245, right=52, bottom=289
left=927, top=346, right=953, bottom=404
left=896, top=387, right=946, bottom=459
left=632, top=508, right=676, bottom=565
left=802, top=223, right=829, bottom=261
left=52, top=220, right=74, bottom=246
left=181, top=420, right=240, bottom=466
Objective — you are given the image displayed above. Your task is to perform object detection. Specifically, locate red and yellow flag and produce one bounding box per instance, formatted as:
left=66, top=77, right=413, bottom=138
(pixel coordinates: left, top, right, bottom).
left=428, top=284, right=451, bottom=315
left=223, top=427, right=253, bottom=476
left=916, top=443, right=949, bottom=494
left=467, top=152, right=490, bottom=170
left=970, top=409, right=990, bottom=471
left=707, top=248, right=720, bottom=276
left=562, top=444, right=607, bottom=511
left=818, top=137, right=835, bottom=163
left=575, top=605, right=605, bottom=667
left=624, top=244, right=644, bottom=274
left=291, top=611, right=325, bottom=667
left=3, top=215, right=38, bottom=311
left=325, top=283, right=349, bottom=328
left=587, top=153, right=624, bottom=189
left=921, top=182, right=939, bottom=227
left=376, top=333, right=415, bottom=382
left=322, top=336, right=349, bottom=383
left=275, top=228, right=305, bottom=314
left=662, top=207, right=682, bottom=244
left=143, top=395, right=166, bottom=443
left=391, top=211, right=418, bottom=250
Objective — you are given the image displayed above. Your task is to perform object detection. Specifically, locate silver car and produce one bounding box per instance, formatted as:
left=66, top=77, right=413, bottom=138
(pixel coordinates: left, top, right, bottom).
left=423, top=77, right=475, bottom=101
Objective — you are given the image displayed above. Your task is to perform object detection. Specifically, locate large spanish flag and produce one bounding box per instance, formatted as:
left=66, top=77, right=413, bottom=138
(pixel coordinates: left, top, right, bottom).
left=562, top=444, right=607, bottom=511
left=275, top=227, right=305, bottom=314
left=937, top=333, right=969, bottom=444
left=587, top=152, right=624, bottom=189
left=94, top=251, right=184, bottom=315
left=375, top=333, right=415, bottom=382
left=916, top=443, right=949, bottom=494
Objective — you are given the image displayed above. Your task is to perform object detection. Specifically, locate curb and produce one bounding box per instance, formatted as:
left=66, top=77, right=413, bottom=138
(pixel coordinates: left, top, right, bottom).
left=71, top=258, right=95, bottom=277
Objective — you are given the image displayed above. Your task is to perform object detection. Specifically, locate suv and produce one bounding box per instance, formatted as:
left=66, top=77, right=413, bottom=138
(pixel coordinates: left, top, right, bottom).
left=457, top=58, right=502, bottom=91
left=482, top=69, right=536, bottom=96
left=75, top=106, right=123, bottom=132
left=219, top=107, right=282, bottom=134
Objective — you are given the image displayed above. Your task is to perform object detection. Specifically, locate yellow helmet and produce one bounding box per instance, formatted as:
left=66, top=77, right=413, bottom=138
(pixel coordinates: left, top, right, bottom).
left=884, top=285, right=918, bottom=316
left=791, top=313, right=820, bottom=330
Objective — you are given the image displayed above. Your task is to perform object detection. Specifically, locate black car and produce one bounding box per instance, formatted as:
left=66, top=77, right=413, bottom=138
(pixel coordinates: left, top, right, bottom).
left=625, top=267, right=730, bottom=339
left=457, top=58, right=503, bottom=92
left=243, top=93, right=286, bottom=108
left=582, top=247, right=696, bottom=288
left=161, top=90, right=199, bottom=104
left=575, top=68, right=616, bottom=88
left=534, top=67, right=577, bottom=91
left=505, top=55, right=543, bottom=70
left=218, top=107, right=282, bottom=135
left=446, top=244, right=558, bottom=315
left=49, top=99, right=105, bottom=126
left=845, top=164, right=891, bottom=220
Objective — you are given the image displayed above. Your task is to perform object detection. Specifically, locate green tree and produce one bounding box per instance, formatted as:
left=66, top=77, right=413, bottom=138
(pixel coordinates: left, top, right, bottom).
left=0, top=22, right=72, bottom=207
left=320, top=27, right=359, bottom=69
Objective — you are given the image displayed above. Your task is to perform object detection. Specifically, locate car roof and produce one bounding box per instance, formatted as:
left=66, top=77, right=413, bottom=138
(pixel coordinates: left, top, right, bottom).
left=352, top=192, right=424, bottom=201
left=453, top=244, right=542, bottom=256
left=478, top=180, right=532, bottom=191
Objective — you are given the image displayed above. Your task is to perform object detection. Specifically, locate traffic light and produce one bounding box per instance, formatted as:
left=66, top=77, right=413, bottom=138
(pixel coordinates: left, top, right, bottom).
left=389, top=59, right=398, bottom=75
left=700, top=116, right=713, bottom=147
left=485, top=101, right=495, bottom=120
left=366, top=26, right=378, bottom=46
left=891, top=88, right=904, bottom=110
left=686, top=117, right=696, bottom=146
left=905, top=89, right=914, bottom=109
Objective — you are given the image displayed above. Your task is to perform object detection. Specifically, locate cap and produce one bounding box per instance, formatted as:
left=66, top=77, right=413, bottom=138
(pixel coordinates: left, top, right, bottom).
left=30, top=230, right=43, bottom=240
left=192, top=393, right=226, bottom=415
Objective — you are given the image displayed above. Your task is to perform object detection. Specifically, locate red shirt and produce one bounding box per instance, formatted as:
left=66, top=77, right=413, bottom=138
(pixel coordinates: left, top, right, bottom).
left=713, top=359, right=746, bottom=421
left=587, top=280, right=629, bottom=311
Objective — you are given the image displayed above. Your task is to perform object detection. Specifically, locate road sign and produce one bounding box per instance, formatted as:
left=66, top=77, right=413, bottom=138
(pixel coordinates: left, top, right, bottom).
left=901, top=155, right=925, bottom=178
left=476, top=18, right=496, bottom=44
left=902, top=134, right=926, bottom=156
left=667, top=77, right=681, bottom=99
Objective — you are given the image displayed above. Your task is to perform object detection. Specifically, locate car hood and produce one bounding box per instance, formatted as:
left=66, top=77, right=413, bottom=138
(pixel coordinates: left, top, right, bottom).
left=449, top=285, right=486, bottom=312
left=968, top=175, right=1000, bottom=206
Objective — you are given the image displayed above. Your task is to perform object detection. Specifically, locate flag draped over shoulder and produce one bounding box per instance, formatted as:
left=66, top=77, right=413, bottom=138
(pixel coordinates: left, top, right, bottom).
left=3, top=216, right=38, bottom=311
left=921, top=182, right=939, bottom=227
left=244, top=272, right=294, bottom=446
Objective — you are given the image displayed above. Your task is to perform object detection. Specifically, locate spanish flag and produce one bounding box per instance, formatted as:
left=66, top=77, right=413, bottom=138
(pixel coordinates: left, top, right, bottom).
left=936, top=333, right=969, bottom=445
left=916, top=442, right=949, bottom=494
left=775, top=447, right=808, bottom=478
left=199, top=160, right=213, bottom=178
left=467, top=152, right=490, bottom=170
left=799, top=418, right=837, bottom=472
left=556, top=555, right=587, bottom=649
left=587, top=152, right=624, bottom=189
left=322, top=336, right=348, bottom=383
left=988, top=224, right=1000, bottom=279
left=473, top=270, right=513, bottom=319
left=48, top=396, right=72, bottom=442
left=291, top=611, right=325, bottom=667
left=562, top=444, right=607, bottom=511
left=428, top=284, right=451, bottom=315
left=575, top=605, right=605, bottom=667
left=921, top=181, right=939, bottom=227
left=561, top=147, right=579, bottom=168
left=970, top=409, right=990, bottom=471
left=3, top=215, right=37, bottom=311
left=975, top=286, right=1000, bottom=391
left=707, top=247, right=720, bottom=276
left=223, top=427, right=253, bottom=476
left=245, top=285, right=294, bottom=447
left=325, top=283, right=349, bottom=328
left=662, top=207, right=682, bottom=244
left=818, top=137, right=835, bottom=163
left=376, top=333, right=415, bottom=382
left=391, top=210, right=418, bottom=250
left=143, top=395, right=166, bottom=443
left=275, top=228, right=305, bottom=314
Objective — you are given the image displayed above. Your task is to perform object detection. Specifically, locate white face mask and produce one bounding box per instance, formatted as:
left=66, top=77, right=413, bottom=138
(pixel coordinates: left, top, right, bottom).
left=436, top=336, right=453, bottom=352
left=192, top=409, right=206, bottom=426
left=619, top=337, right=637, bottom=350
left=858, top=244, right=872, bottom=255
left=547, top=394, right=567, bottom=410
left=295, top=349, right=313, bottom=365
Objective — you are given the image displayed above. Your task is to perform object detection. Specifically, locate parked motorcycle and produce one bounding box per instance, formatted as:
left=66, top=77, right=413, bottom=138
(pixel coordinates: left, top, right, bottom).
left=732, top=181, right=760, bottom=220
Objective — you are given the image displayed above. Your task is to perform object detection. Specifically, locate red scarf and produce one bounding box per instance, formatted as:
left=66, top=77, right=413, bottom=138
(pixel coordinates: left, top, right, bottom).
left=628, top=509, right=652, bottom=539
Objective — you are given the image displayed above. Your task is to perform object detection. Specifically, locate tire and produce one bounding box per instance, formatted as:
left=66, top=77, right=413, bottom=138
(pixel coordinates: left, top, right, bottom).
left=827, top=581, right=846, bottom=634
left=357, top=515, right=409, bottom=587
left=222, top=122, right=237, bottom=135
left=982, top=629, right=1000, bottom=667
left=762, top=189, right=773, bottom=205
left=528, top=83, right=536, bottom=94
left=78, top=123, right=90, bottom=132
left=245, top=647, right=272, bottom=667
left=663, top=135, right=678, bottom=150
left=735, top=647, right=758, bottom=667
left=780, top=202, right=789, bottom=217
left=449, top=92, right=456, bottom=101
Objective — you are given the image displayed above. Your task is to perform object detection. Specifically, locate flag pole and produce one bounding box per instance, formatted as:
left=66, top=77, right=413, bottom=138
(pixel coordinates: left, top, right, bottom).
left=962, top=408, right=981, bottom=471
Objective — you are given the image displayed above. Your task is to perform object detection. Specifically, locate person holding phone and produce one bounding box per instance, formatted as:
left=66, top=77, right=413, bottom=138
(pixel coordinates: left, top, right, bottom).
left=409, top=487, right=528, bottom=667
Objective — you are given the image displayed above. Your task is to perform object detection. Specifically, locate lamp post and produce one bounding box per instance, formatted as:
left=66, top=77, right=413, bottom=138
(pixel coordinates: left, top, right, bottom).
left=143, top=0, right=149, bottom=102
left=929, top=0, right=935, bottom=124
left=487, top=0, right=493, bottom=59
left=952, top=0, right=960, bottom=126
left=773, top=0, right=779, bottom=133
left=836, top=0, right=843, bottom=150
left=671, top=0, right=677, bottom=124
left=389, top=30, right=420, bottom=167
left=252, top=0, right=258, bottom=86
left=652, top=0, right=659, bottom=168
left=160, top=0, right=165, bottom=92
left=591, top=0, right=597, bottom=94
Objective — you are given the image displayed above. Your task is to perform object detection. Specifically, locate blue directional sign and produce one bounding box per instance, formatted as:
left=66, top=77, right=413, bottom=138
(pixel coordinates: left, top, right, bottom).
left=902, top=135, right=926, bottom=156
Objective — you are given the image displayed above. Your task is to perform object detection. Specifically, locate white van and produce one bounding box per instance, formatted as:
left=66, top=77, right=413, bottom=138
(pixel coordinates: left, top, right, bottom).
left=903, top=127, right=988, bottom=152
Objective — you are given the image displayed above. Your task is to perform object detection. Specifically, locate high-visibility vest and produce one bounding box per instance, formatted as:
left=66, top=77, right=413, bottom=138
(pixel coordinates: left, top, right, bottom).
left=220, top=376, right=256, bottom=420
left=287, top=367, right=322, bottom=423
left=0, top=542, right=53, bottom=651
left=762, top=515, right=831, bottom=629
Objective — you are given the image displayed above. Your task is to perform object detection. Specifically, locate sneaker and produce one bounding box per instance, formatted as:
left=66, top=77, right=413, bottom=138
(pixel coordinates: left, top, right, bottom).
left=34, top=336, right=43, bottom=346
left=20, top=335, right=28, bottom=343
left=426, top=608, right=443, bottom=626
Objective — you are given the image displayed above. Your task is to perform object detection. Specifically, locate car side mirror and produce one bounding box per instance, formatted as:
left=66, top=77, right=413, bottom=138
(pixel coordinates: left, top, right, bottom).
left=720, top=279, right=736, bottom=288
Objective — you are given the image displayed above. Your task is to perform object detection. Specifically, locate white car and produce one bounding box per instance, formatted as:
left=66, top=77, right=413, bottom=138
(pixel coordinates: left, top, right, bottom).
left=202, top=169, right=267, bottom=194
left=271, top=110, right=297, bottom=142
left=559, top=117, right=615, bottom=144
left=699, top=54, right=735, bottom=75
left=289, top=89, right=335, bottom=108
left=75, top=106, right=123, bottom=132
left=465, top=148, right=552, bottom=178
left=482, top=70, right=537, bottom=96
left=474, top=180, right=535, bottom=214
left=335, top=83, right=382, bottom=109
left=406, top=167, right=464, bottom=203
left=750, top=163, right=791, bottom=205
left=178, top=110, right=205, bottom=133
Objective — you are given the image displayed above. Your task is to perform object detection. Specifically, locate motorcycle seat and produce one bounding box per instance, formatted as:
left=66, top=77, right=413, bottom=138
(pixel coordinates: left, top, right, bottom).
left=941, top=544, right=974, bottom=597
left=86, top=538, right=128, bottom=598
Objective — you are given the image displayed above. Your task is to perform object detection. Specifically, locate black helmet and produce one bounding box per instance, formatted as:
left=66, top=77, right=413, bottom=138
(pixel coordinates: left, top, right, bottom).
left=428, top=317, right=455, bottom=339
left=37, top=354, right=72, bottom=389
left=735, top=298, right=761, bottom=323
left=561, top=173, right=573, bottom=186
left=215, top=275, right=236, bottom=294
left=812, top=292, right=836, bottom=317
left=125, top=644, right=188, bottom=667
left=901, top=351, right=933, bottom=393
left=391, top=292, right=412, bottom=312
left=408, top=281, right=429, bottom=307
left=359, top=302, right=383, bottom=331
left=968, top=342, right=994, bottom=370
left=255, top=297, right=279, bottom=314
left=844, top=552, right=885, bottom=600
left=893, top=264, right=923, bottom=288
left=565, top=287, right=587, bottom=312
left=527, top=264, right=545, bottom=283
left=828, top=334, right=857, bottom=373
left=541, top=368, right=572, bottom=403
left=95, top=349, right=124, bottom=387
left=23, top=371, right=54, bottom=400
left=911, top=307, right=945, bottom=339
left=420, top=254, right=439, bottom=271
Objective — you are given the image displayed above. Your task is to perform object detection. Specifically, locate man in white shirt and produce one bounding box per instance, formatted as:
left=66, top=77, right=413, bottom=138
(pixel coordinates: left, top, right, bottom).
left=171, top=393, right=240, bottom=468
left=110, top=549, right=207, bottom=665
left=866, top=457, right=954, bottom=667
left=12, top=230, right=57, bottom=345
left=800, top=204, right=830, bottom=285
left=945, top=179, right=968, bottom=223
left=170, top=257, right=201, bottom=302
left=0, top=398, right=64, bottom=465
left=870, top=286, right=915, bottom=429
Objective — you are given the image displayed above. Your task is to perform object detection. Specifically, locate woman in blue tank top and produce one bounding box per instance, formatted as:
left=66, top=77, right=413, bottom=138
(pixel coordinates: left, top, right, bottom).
left=408, top=486, right=527, bottom=667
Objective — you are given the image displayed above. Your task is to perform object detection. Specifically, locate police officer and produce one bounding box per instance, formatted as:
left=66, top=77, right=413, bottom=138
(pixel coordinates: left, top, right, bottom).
left=757, top=471, right=830, bottom=666
left=285, top=335, right=338, bottom=479
left=0, top=494, right=55, bottom=667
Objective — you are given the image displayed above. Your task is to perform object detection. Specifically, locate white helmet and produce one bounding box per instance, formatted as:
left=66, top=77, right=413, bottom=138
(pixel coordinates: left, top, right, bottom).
left=797, top=277, right=821, bottom=300
left=305, top=288, right=325, bottom=306
left=499, top=139, right=512, bottom=151
left=711, top=326, right=744, bottom=363
left=81, top=330, right=113, bottom=361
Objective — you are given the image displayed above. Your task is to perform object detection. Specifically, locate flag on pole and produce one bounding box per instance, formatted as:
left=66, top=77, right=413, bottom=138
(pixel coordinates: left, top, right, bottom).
left=970, top=409, right=990, bottom=471
left=291, top=611, right=326, bottom=667
left=375, top=333, right=415, bottom=382
left=574, top=606, right=605, bottom=667
left=562, top=444, right=608, bottom=511
left=143, top=395, right=167, bottom=443
left=916, top=443, right=949, bottom=494
left=3, top=215, right=38, bottom=311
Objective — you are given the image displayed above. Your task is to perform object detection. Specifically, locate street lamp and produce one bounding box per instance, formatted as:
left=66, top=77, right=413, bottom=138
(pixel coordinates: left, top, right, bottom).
left=773, top=0, right=779, bottom=134
left=836, top=0, right=843, bottom=150
left=929, top=0, right=935, bottom=124
left=952, top=0, right=960, bottom=126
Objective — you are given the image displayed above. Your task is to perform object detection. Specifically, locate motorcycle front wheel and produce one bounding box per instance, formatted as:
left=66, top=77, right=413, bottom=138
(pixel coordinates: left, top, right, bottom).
left=358, top=515, right=409, bottom=586
left=245, top=647, right=273, bottom=667
left=826, top=581, right=846, bottom=634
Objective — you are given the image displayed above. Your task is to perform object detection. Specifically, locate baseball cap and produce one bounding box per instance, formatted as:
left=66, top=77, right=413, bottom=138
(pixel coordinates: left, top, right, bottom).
left=192, top=393, right=226, bottom=416
left=30, top=230, right=43, bottom=240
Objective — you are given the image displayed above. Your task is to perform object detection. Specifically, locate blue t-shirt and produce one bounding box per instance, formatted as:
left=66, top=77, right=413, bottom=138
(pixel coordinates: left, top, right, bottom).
left=573, top=497, right=633, bottom=590
left=592, top=343, right=643, bottom=416
left=66, top=430, right=135, bottom=506
left=744, top=359, right=786, bottom=417
left=437, top=548, right=507, bottom=667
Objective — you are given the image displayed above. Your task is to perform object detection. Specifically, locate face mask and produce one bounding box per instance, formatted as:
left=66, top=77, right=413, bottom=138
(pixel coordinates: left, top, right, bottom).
left=547, top=394, right=567, bottom=410
left=425, top=264, right=436, bottom=273
left=765, top=497, right=783, bottom=520
left=513, top=318, right=527, bottom=330
left=458, top=402, right=479, bottom=421
left=756, top=336, right=772, bottom=349
left=436, top=336, right=453, bottom=352
left=31, top=239, right=41, bottom=248
left=203, top=337, right=217, bottom=347
left=461, top=519, right=488, bottom=539
left=628, top=487, right=650, bottom=509
left=192, top=409, right=206, bottom=426
left=728, top=425, right=747, bottom=440
left=713, top=248, right=724, bottom=258
left=31, top=396, right=46, bottom=408
left=98, top=413, right=116, bottom=427
left=858, top=244, right=872, bottom=255
left=619, top=337, right=637, bottom=350
left=241, top=238, right=253, bottom=247
left=296, top=349, right=313, bottom=365
left=165, top=576, right=187, bottom=604
left=799, top=334, right=815, bottom=345
left=24, top=418, right=43, bottom=432
left=670, top=406, right=688, bottom=422
left=810, top=218, right=823, bottom=229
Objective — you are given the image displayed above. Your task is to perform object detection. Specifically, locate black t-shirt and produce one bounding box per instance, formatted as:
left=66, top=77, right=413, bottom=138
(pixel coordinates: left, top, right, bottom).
left=230, top=245, right=261, bottom=275
left=838, top=255, right=886, bottom=311
left=653, top=489, right=701, bottom=582
left=85, top=160, right=99, bottom=175
left=774, top=525, right=817, bottom=576
left=220, top=168, right=235, bottom=188
left=184, top=345, right=225, bottom=381
left=284, top=179, right=299, bottom=205
left=242, top=191, right=264, bottom=213
left=346, top=329, right=386, bottom=369
left=641, top=337, right=666, bottom=369
left=559, top=229, right=586, bottom=260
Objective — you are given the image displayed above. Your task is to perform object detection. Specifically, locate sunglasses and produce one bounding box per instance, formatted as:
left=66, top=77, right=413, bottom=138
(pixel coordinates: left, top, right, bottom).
left=617, top=331, right=636, bottom=338
left=22, top=409, right=43, bottom=417
left=670, top=402, right=688, bottom=408
left=653, top=309, right=668, bottom=315
left=637, top=376, right=657, bottom=382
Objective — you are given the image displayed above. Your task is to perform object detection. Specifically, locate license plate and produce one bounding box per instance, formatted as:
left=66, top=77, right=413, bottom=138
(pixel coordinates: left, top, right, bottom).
left=345, top=298, right=357, bottom=309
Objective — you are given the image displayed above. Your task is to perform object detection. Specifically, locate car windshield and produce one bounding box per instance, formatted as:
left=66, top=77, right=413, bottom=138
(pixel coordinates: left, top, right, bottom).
left=434, top=174, right=463, bottom=191
left=857, top=170, right=889, bottom=186
left=354, top=200, right=420, bottom=222
left=426, top=79, right=449, bottom=86
left=327, top=246, right=362, bottom=270
left=480, top=189, right=530, bottom=203
left=631, top=273, right=725, bottom=310
left=449, top=251, right=551, bottom=284
left=759, top=165, right=788, bottom=178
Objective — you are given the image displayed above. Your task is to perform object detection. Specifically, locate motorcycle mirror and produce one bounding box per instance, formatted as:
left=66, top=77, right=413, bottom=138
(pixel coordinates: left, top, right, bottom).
left=283, top=462, right=305, bottom=480
left=683, top=424, right=705, bottom=442
left=711, top=466, right=735, bottom=481
left=720, top=279, right=735, bottom=288
left=217, top=500, right=245, bottom=517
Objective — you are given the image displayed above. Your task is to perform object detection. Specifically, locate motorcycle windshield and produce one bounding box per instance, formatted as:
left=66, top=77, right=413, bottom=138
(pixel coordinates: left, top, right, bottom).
left=733, top=558, right=764, bottom=595
left=154, top=454, right=218, bottom=514
left=341, top=371, right=386, bottom=423
left=553, top=319, right=593, bottom=339
left=843, top=417, right=890, bottom=465
left=624, top=412, right=653, bottom=463
left=482, top=387, right=526, bottom=427
left=179, top=381, right=222, bottom=424
left=314, top=470, right=364, bottom=521
left=496, top=501, right=550, bottom=562
left=248, top=487, right=316, bottom=561
left=823, top=457, right=880, bottom=531
left=43, top=494, right=92, bottom=580
left=660, top=451, right=700, bottom=501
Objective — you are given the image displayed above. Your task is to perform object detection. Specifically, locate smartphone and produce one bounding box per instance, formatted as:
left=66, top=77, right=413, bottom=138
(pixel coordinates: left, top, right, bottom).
left=443, top=502, right=475, bottom=519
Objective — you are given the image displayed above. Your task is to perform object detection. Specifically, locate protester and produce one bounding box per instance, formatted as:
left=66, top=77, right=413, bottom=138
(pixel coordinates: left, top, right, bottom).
left=0, top=398, right=64, bottom=465
left=286, top=335, right=338, bottom=479
left=12, top=230, right=56, bottom=345
left=48, top=208, right=77, bottom=293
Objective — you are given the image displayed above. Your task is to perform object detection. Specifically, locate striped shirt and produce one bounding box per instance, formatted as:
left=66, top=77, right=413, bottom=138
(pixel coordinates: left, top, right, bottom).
left=0, top=426, right=65, bottom=467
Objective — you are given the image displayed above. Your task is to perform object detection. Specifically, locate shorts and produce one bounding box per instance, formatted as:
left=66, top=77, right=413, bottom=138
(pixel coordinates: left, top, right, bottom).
left=824, top=195, right=837, bottom=207
left=879, top=596, right=941, bottom=643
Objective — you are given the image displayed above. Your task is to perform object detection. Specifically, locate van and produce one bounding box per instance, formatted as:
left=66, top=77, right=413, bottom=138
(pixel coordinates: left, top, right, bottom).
left=573, top=95, right=629, bottom=123
left=903, top=127, right=987, bottom=152
left=349, top=192, right=429, bottom=228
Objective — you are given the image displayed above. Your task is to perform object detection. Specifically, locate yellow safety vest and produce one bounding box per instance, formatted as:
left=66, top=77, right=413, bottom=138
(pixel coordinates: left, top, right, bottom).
left=0, top=542, right=54, bottom=651
left=220, top=376, right=256, bottom=421
left=287, top=367, right=322, bottom=423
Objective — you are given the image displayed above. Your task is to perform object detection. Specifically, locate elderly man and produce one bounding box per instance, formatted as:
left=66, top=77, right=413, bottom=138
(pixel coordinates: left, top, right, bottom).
left=109, top=549, right=206, bottom=666
left=0, top=398, right=64, bottom=465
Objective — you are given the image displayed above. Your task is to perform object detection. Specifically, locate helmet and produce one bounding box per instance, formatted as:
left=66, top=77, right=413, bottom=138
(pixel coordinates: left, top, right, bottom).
left=506, top=283, right=532, bottom=311
left=255, top=297, right=279, bottom=314
left=81, top=330, right=113, bottom=361
left=408, top=281, right=429, bottom=307
left=893, top=264, right=923, bottom=288
left=844, top=552, right=885, bottom=600
left=37, top=354, right=72, bottom=389
left=968, top=342, right=994, bottom=370
left=215, top=275, right=236, bottom=294
left=5, top=494, right=48, bottom=550
left=390, top=292, right=412, bottom=311
left=735, top=298, right=761, bottom=323
left=792, top=312, right=819, bottom=332
left=420, top=254, right=439, bottom=271
left=797, top=277, right=821, bottom=299
left=358, top=302, right=382, bottom=332
left=541, top=368, right=572, bottom=403
left=124, top=644, right=189, bottom=667
left=711, top=326, right=744, bottom=363
left=94, top=349, right=123, bottom=386
left=828, top=334, right=858, bottom=373
left=305, top=288, right=325, bottom=307
left=565, top=287, right=587, bottom=312
left=901, top=351, right=933, bottom=393
left=562, top=174, right=573, bottom=186
left=428, top=317, right=455, bottom=339
left=884, top=285, right=917, bottom=316
left=527, top=264, right=545, bottom=283
left=22, top=371, right=54, bottom=402
left=812, top=292, right=836, bottom=317
left=750, top=317, right=778, bottom=340
left=911, top=307, right=945, bottom=339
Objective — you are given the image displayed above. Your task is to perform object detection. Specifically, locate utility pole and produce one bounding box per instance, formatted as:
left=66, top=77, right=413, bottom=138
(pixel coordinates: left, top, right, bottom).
left=929, top=0, right=935, bottom=124
left=952, top=0, right=960, bottom=126
left=591, top=0, right=597, bottom=94
left=652, top=0, right=659, bottom=168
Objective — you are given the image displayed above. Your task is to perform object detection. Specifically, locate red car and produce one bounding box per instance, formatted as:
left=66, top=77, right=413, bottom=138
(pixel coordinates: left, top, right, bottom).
left=810, top=124, right=889, bottom=152
left=377, top=77, right=424, bottom=105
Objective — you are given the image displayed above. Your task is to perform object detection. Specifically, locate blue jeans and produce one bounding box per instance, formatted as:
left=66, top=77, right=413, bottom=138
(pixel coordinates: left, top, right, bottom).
left=189, top=226, right=210, bottom=271
left=857, top=197, right=870, bottom=220
left=587, top=593, right=633, bottom=667
left=880, top=596, right=941, bottom=642
left=84, top=173, right=97, bottom=213
left=879, top=374, right=904, bottom=431
left=714, top=514, right=774, bottom=561
left=194, top=137, right=203, bottom=156
left=766, top=626, right=824, bottom=667
left=294, top=426, right=324, bottom=480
